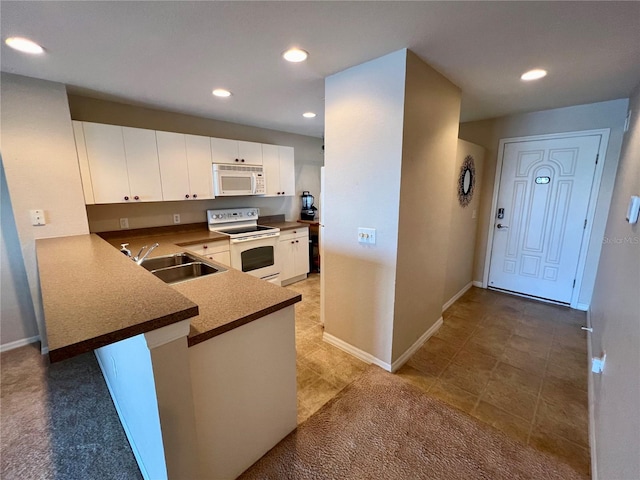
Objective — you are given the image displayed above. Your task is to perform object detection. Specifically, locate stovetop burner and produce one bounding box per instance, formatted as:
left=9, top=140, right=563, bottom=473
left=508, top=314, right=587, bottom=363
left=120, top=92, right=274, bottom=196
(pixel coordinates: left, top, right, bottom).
left=221, top=225, right=275, bottom=235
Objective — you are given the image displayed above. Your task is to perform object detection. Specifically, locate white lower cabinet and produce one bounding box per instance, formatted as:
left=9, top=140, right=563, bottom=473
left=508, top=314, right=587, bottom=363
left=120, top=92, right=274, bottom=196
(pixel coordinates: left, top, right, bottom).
left=184, top=240, right=230, bottom=267
left=278, top=228, right=309, bottom=286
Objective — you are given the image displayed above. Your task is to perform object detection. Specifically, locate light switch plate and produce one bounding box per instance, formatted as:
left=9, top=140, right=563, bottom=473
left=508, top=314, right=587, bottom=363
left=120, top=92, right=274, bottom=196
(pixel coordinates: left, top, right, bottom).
left=30, top=209, right=46, bottom=226
left=358, top=227, right=376, bottom=245
left=119, top=218, right=129, bottom=229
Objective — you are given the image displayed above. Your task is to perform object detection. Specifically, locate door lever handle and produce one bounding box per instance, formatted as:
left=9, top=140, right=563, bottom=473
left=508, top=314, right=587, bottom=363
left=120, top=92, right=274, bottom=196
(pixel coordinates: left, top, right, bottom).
left=496, top=224, right=509, bottom=229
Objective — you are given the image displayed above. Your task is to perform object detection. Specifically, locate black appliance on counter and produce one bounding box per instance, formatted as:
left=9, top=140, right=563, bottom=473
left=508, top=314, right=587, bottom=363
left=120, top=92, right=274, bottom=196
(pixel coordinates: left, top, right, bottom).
left=301, top=191, right=317, bottom=221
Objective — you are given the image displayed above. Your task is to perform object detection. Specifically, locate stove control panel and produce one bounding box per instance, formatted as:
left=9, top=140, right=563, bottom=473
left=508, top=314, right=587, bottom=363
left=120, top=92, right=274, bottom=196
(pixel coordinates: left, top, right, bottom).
left=207, top=208, right=260, bottom=225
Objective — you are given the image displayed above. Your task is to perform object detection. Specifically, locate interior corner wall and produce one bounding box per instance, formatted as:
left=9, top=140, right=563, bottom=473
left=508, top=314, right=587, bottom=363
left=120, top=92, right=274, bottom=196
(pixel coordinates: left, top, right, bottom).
left=323, top=49, right=407, bottom=365
left=67, top=95, right=324, bottom=229
left=459, top=99, right=628, bottom=306
left=589, top=84, right=640, bottom=480
left=1, top=73, right=90, bottom=350
left=442, top=140, right=485, bottom=306
left=391, top=51, right=461, bottom=362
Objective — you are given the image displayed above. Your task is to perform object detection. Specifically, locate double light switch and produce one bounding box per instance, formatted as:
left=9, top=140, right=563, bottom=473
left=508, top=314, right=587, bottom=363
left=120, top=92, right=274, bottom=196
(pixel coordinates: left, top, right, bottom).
left=358, top=227, right=376, bottom=245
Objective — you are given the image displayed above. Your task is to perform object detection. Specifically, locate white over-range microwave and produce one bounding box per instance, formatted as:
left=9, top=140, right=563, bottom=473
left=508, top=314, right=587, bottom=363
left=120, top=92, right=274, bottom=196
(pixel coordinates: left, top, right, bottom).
left=212, top=164, right=266, bottom=196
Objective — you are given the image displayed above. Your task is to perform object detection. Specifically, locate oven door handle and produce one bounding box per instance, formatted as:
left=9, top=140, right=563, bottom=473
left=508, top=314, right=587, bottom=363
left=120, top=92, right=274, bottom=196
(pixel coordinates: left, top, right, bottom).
left=230, top=233, right=280, bottom=244
left=251, top=173, right=256, bottom=194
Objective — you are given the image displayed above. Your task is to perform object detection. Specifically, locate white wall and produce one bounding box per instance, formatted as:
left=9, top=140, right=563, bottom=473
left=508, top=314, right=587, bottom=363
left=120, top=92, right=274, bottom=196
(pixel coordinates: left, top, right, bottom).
left=442, top=140, right=485, bottom=305
left=68, top=95, right=324, bottom=230
left=1, top=73, right=90, bottom=350
left=0, top=161, right=38, bottom=349
left=323, top=50, right=407, bottom=365
left=589, top=84, right=640, bottom=480
left=459, top=99, right=628, bottom=307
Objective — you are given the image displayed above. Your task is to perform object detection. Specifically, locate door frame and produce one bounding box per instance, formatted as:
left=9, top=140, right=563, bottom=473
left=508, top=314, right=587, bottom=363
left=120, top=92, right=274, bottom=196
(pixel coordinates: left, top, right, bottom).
left=482, top=128, right=611, bottom=309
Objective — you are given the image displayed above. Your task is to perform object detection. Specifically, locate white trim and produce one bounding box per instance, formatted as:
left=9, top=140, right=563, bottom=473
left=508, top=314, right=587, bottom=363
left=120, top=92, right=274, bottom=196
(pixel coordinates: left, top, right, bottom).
left=0, top=335, right=40, bottom=353
left=586, top=308, right=598, bottom=480
left=144, top=319, right=191, bottom=350
left=322, top=332, right=391, bottom=372
left=575, top=303, right=590, bottom=312
left=390, top=317, right=443, bottom=372
left=483, top=129, right=611, bottom=308
left=442, top=282, right=473, bottom=312
left=323, top=317, right=444, bottom=374
left=95, top=352, right=152, bottom=480
left=472, top=281, right=483, bottom=288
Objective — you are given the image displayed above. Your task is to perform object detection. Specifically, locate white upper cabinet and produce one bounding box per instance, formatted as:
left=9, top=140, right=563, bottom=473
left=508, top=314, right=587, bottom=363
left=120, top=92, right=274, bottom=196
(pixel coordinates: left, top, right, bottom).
left=184, top=134, right=213, bottom=200
left=157, top=130, right=190, bottom=201
left=278, top=146, right=295, bottom=196
left=262, top=144, right=295, bottom=196
left=82, top=122, right=130, bottom=204
left=72, top=121, right=95, bottom=205
left=210, top=137, right=240, bottom=164
left=238, top=141, right=263, bottom=165
left=211, top=138, right=263, bottom=165
left=122, top=127, right=163, bottom=202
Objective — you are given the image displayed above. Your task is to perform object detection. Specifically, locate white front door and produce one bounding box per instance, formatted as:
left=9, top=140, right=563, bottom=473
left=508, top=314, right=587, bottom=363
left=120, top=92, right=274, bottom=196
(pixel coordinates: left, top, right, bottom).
left=488, top=134, right=602, bottom=303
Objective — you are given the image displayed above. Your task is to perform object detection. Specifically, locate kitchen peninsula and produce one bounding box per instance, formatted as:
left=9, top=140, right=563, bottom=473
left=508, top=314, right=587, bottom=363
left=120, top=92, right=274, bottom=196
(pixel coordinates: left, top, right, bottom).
left=36, top=230, right=301, bottom=480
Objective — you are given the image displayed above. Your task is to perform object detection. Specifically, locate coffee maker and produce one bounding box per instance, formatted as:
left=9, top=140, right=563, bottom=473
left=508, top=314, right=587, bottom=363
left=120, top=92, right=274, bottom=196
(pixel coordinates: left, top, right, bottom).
left=301, top=191, right=317, bottom=221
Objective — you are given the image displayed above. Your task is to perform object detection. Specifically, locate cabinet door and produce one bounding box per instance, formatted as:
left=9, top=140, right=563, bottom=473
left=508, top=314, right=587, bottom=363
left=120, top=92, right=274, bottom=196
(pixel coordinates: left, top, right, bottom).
left=210, top=251, right=231, bottom=267
left=82, top=122, right=130, bottom=203
left=122, top=127, right=163, bottom=202
left=278, top=239, right=296, bottom=282
left=278, top=146, right=295, bottom=196
left=238, top=141, right=263, bottom=165
left=293, top=232, right=310, bottom=277
left=210, top=137, right=239, bottom=164
left=157, top=131, right=190, bottom=201
left=72, top=121, right=95, bottom=204
left=261, top=144, right=281, bottom=196
left=185, top=134, right=213, bottom=200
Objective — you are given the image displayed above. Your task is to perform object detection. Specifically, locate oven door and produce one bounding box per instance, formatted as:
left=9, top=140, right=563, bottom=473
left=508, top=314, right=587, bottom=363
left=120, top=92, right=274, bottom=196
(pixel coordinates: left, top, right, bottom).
left=229, top=235, right=279, bottom=281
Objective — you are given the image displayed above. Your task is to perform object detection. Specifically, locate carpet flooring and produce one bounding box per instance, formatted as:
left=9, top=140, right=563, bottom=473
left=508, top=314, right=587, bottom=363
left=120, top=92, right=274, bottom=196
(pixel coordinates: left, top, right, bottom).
left=0, top=344, right=142, bottom=480
left=240, top=364, right=586, bottom=480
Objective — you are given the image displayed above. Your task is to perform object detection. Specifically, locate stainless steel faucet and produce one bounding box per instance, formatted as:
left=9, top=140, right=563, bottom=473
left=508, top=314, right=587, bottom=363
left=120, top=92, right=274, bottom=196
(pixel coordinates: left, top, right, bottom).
left=134, top=243, right=160, bottom=265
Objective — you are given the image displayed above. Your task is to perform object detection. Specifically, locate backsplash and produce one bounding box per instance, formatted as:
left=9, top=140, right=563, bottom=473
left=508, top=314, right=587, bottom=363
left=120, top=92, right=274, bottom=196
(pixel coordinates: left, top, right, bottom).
left=86, top=196, right=294, bottom=233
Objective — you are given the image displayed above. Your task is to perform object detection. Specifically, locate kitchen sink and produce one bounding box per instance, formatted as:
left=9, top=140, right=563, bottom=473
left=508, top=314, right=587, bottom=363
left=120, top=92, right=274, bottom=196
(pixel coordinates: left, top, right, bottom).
left=140, top=253, right=226, bottom=284
left=139, top=252, right=200, bottom=271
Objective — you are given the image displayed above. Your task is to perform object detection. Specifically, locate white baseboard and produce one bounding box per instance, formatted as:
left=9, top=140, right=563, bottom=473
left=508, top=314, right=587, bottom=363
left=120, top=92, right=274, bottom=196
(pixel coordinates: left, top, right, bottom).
left=586, top=308, right=598, bottom=480
left=323, top=332, right=392, bottom=372
left=0, top=335, right=40, bottom=353
left=575, top=302, right=590, bottom=312
left=442, top=282, right=473, bottom=312
left=390, top=317, right=443, bottom=373
left=323, top=317, right=444, bottom=374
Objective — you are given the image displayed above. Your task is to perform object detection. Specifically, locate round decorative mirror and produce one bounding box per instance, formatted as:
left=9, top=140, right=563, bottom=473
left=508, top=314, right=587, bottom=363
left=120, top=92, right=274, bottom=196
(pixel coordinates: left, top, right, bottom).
left=457, top=155, right=476, bottom=207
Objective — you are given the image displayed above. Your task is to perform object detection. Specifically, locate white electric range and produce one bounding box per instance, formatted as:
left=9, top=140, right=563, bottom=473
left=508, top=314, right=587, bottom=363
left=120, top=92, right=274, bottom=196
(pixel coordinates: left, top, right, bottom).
left=207, top=208, right=280, bottom=284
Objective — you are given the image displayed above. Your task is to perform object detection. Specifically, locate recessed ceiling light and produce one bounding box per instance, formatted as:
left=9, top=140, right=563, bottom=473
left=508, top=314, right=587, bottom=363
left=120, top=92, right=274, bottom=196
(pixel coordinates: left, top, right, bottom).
left=212, top=88, right=232, bottom=98
left=520, top=69, right=547, bottom=81
left=302, top=112, right=316, bottom=118
left=5, top=37, right=44, bottom=54
left=283, top=48, right=308, bottom=63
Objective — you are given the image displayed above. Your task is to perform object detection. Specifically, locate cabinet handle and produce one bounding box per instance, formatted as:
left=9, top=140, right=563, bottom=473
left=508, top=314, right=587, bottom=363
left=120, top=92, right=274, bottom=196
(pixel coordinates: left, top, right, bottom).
left=124, top=196, right=129, bottom=201
left=203, top=245, right=208, bottom=249
left=282, top=191, right=285, bottom=194
left=235, top=158, right=239, bottom=162
left=291, top=241, right=295, bottom=244
left=296, top=240, right=299, bottom=243
left=241, top=159, right=245, bottom=162
left=185, top=194, right=190, bottom=199
left=134, top=195, right=140, bottom=201
left=193, top=194, right=197, bottom=199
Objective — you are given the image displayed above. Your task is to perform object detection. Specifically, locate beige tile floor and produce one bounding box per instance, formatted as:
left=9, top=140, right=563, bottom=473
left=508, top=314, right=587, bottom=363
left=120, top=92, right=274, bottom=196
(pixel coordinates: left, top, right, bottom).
left=289, top=274, right=590, bottom=477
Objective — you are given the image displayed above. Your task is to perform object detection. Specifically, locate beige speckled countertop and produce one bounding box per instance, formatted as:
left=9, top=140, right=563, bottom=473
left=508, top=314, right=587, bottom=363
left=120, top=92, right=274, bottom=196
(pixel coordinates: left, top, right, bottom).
left=37, top=224, right=302, bottom=360
left=36, top=234, right=199, bottom=363
left=101, top=223, right=303, bottom=347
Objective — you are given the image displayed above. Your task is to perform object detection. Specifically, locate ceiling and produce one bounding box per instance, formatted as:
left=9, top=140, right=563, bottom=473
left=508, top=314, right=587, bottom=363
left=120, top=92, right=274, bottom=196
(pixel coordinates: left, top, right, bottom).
left=2, top=1, right=639, bottom=138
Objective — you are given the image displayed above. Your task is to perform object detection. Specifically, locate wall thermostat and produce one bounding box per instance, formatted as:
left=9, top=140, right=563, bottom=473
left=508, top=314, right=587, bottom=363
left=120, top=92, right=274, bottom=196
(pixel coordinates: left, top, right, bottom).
left=627, top=195, right=640, bottom=224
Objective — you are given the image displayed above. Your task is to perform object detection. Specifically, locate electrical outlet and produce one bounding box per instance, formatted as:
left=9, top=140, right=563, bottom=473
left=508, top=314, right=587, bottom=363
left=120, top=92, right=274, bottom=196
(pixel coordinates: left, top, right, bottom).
left=472, top=209, right=477, bottom=219
left=30, top=209, right=46, bottom=226
left=119, top=218, right=129, bottom=229
left=173, top=214, right=181, bottom=224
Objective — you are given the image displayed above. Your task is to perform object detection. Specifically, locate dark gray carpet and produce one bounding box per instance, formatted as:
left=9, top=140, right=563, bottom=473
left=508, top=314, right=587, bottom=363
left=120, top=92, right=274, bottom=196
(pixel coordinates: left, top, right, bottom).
left=1, top=344, right=142, bottom=480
